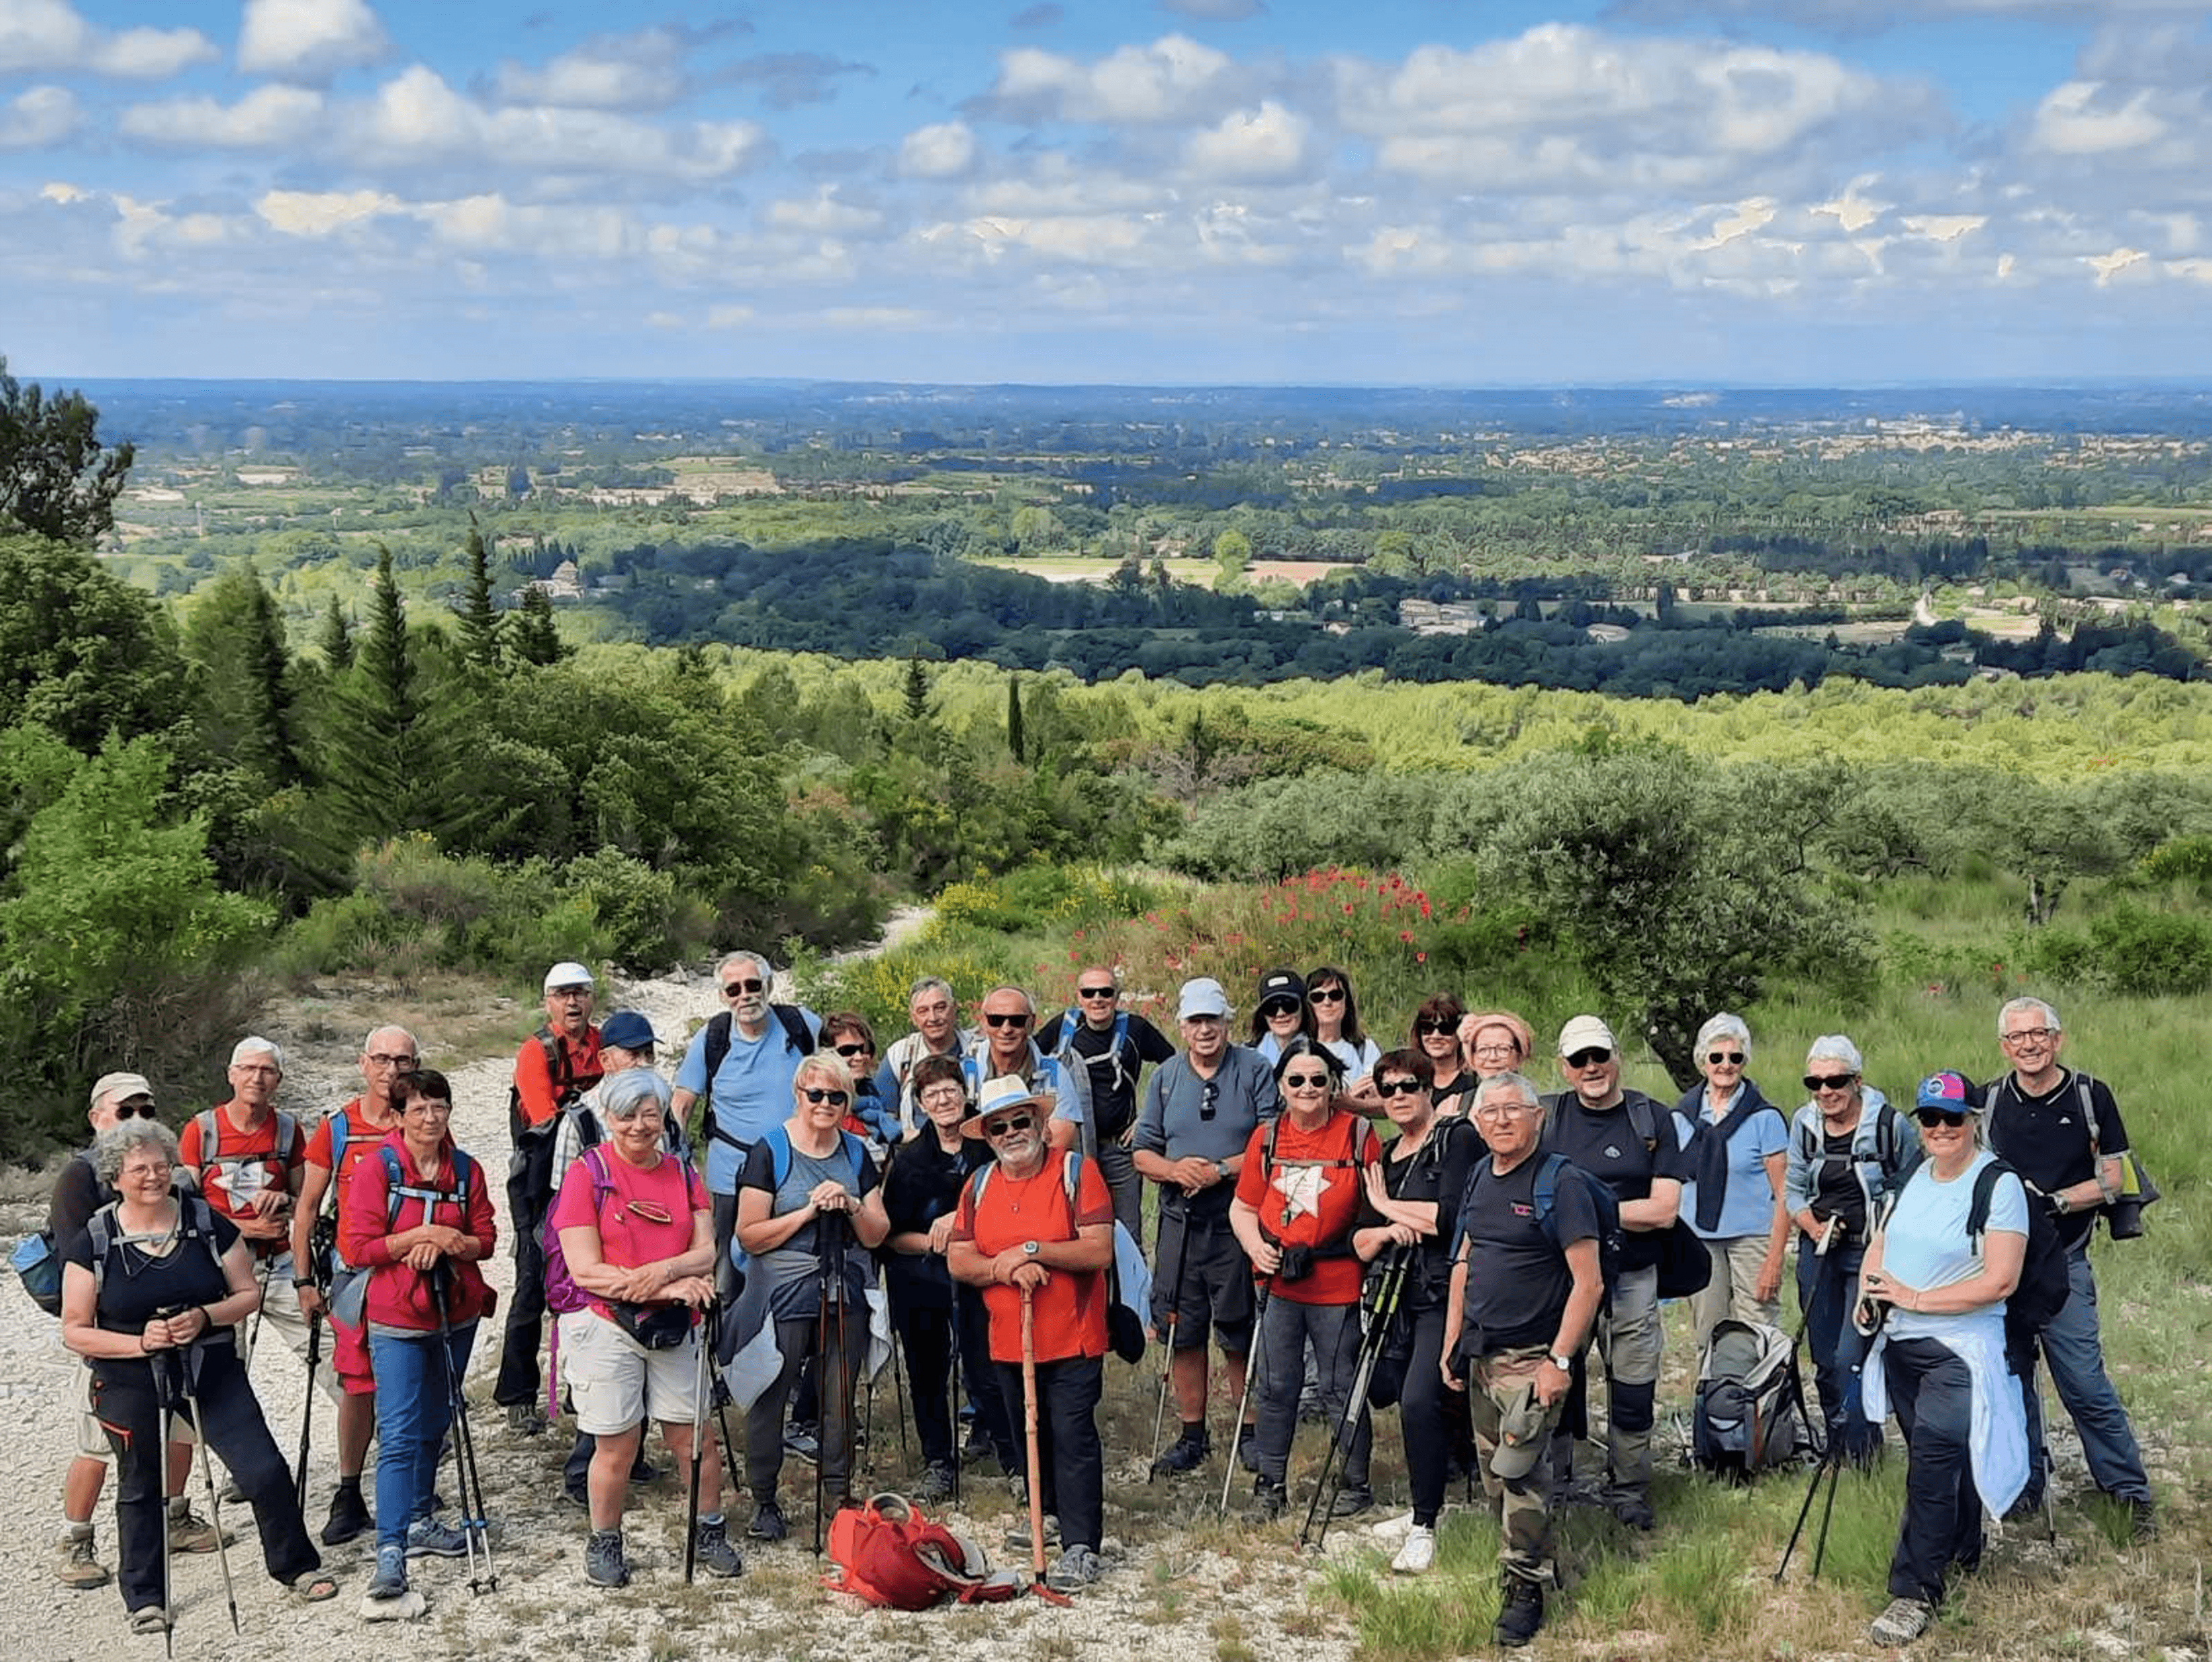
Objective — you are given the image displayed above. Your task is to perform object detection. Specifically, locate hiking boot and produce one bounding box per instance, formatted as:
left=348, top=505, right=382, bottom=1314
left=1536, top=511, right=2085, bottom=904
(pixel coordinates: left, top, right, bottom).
left=747, top=1499, right=788, bottom=1542
left=1046, top=1544, right=1105, bottom=1593
left=320, top=1483, right=371, bottom=1546
left=52, top=1526, right=109, bottom=1590
left=1250, top=1479, right=1288, bottom=1522
left=1390, top=1524, right=1436, bottom=1575
left=127, top=1606, right=169, bottom=1636
left=219, top=1477, right=247, bottom=1507
left=783, top=1424, right=820, bottom=1463
left=2130, top=1499, right=2158, bottom=1543
left=913, top=1461, right=958, bottom=1504
left=365, top=1544, right=408, bottom=1602
left=1609, top=1488, right=1657, bottom=1532
left=506, top=1402, right=548, bottom=1438
left=693, top=1517, right=744, bottom=1579
left=1494, top=1573, right=1545, bottom=1648
left=406, top=1514, right=470, bottom=1559
left=1236, top=1424, right=1260, bottom=1473
left=962, top=1427, right=995, bottom=1466
left=585, top=1528, right=630, bottom=1588
left=1151, top=1428, right=1209, bottom=1477
left=168, top=1502, right=232, bottom=1554
left=1331, top=1483, right=1375, bottom=1519
left=1004, top=1514, right=1062, bottom=1551
left=1868, top=1596, right=1935, bottom=1645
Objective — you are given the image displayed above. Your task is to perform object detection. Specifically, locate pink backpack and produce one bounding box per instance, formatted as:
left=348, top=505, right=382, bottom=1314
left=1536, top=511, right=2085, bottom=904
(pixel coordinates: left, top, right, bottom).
left=543, top=1144, right=617, bottom=1317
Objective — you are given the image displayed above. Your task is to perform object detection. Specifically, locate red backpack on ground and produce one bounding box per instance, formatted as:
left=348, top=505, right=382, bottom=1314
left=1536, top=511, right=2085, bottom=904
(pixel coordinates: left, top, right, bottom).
left=823, top=1494, right=1027, bottom=1610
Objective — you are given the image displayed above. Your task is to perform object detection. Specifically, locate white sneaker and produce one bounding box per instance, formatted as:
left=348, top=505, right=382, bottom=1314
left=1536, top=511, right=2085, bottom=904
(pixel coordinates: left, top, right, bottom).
left=1370, top=1509, right=1416, bottom=1542
left=1390, top=1525, right=1436, bottom=1575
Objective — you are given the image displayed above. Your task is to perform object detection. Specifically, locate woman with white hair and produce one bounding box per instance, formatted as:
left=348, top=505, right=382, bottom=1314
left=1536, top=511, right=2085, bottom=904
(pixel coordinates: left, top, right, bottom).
left=1675, top=1014, right=1791, bottom=1350
left=1785, top=1034, right=1919, bottom=1462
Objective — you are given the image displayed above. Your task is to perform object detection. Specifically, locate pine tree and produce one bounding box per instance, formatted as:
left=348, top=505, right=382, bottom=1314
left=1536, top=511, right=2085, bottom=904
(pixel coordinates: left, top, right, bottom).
left=510, top=585, right=567, bottom=666
left=457, top=523, right=502, bottom=670
left=180, top=561, right=298, bottom=788
left=318, top=594, right=353, bottom=668
left=902, top=655, right=931, bottom=723
left=1006, top=670, right=1025, bottom=764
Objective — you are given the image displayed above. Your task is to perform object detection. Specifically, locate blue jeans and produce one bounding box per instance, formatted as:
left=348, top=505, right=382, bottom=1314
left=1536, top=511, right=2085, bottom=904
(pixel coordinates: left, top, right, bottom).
left=369, top=1322, right=478, bottom=1551
left=1797, top=1240, right=1880, bottom=1460
left=2018, top=1245, right=2149, bottom=1503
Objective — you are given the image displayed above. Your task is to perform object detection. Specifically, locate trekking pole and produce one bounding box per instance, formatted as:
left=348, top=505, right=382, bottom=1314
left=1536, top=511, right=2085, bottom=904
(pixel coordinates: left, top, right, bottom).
left=293, top=1309, right=324, bottom=1512
left=1301, top=1248, right=1409, bottom=1551
left=813, top=1217, right=839, bottom=1557
left=1774, top=1450, right=1833, bottom=1581
left=1220, top=1274, right=1275, bottom=1515
left=432, top=1271, right=498, bottom=1594
left=157, top=1383, right=177, bottom=1661
left=948, top=1299, right=964, bottom=1505
left=1148, top=1205, right=1193, bottom=1479
left=242, top=1252, right=274, bottom=1373
left=1808, top=1446, right=1847, bottom=1582
left=1021, top=1285, right=1046, bottom=1579
left=705, top=1300, right=745, bottom=1499
left=685, top=1300, right=709, bottom=1583
left=163, top=1326, right=241, bottom=1636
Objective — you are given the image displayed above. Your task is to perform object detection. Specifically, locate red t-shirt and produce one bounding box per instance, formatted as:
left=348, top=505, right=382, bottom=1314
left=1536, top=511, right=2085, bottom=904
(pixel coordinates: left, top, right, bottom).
left=548, top=1148, right=709, bottom=1326
left=179, top=1101, right=300, bottom=1256
left=953, top=1154, right=1112, bottom=1365
left=303, top=1097, right=402, bottom=1235
left=1233, top=1111, right=1381, bottom=1305
left=514, top=1027, right=605, bottom=1127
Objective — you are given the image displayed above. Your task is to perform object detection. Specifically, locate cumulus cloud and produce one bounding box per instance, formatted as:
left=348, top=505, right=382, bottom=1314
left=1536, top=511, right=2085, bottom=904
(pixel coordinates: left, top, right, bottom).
left=900, top=120, right=978, bottom=178
left=238, top=0, right=389, bottom=81
left=2030, top=79, right=2167, bottom=152
left=255, top=187, right=403, bottom=235
left=990, top=33, right=1240, bottom=124
left=0, top=0, right=216, bottom=79
left=122, top=85, right=326, bottom=148
left=1184, top=99, right=1309, bottom=181
left=0, top=85, right=78, bottom=149
left=489, top=27, right=696, bottom=110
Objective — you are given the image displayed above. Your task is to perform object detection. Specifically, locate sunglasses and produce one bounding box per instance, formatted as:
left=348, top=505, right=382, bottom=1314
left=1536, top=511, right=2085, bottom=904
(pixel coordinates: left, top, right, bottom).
left=833, top=1042, right=874, bottom=1058
left=1375, top=1078, right=1426, bottom=1098
left=1915, top=1107, right=1971, bottom=1129
left=1414, top=1018, right=1457, bottom=1037
left=1707, top=1050, right=1747, bottom=1066
left=983, top=1011, right=1031, bottom=1029
left=112, top=1099, right=156, bottom=1120
left=1308, top=986, right=1346, bottom=1005
left=1565, top=1048, right=1612, bottom=1070
left=1078, top=985, right=1117, bottom=1000
left=722, top=978, right=765, bottom=997
left=1804, top=1073, right=1857, bottom=1093
left=620, top=1199, right=675, bottom=1226
left=1260, top=1000, right=1301, bottom=1020
left=983, top=1112, right=1036, bottom=1138
left=1282, top=1070, right=1332, bottom=1090
left=800, top=1087, right=850, bottom=1107
left=1199, top=1078, right=1219, bottom=1122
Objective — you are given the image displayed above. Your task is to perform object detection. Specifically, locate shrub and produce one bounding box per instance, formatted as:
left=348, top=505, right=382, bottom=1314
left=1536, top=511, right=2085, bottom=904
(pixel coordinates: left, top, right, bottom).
left=2088, top=904, right=2212, bottom=997
left=2139, top=834, right=2212, bottom=887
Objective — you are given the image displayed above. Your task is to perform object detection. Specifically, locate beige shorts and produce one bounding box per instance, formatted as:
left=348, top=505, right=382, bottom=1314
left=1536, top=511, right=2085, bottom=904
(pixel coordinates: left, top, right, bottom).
left=77, top=1365, right=195, bottom=1461
left=555, top=1308, right=702, bottom=1436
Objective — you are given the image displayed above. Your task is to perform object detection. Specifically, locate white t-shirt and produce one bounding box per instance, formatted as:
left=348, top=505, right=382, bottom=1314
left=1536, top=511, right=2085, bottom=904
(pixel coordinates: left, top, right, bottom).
left=1320, top=1034, right=1381, bottom=1085
left=1882, top=1148, right=2027, bottom=1346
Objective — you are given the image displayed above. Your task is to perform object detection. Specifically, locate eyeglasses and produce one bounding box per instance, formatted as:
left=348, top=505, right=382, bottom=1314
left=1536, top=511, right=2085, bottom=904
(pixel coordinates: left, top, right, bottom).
left=1078, top=985, right=1117, bottom=1000
left=1707, top=1050, right=1747, bottom=1066
left=1260, top=1000, right=1300, bottom=1020
left=1564, top=1048, right=1612, bottom=1070
left=1804, top=1073, right=1857, bottom=1093
left=833, top=1042, right=874, bottom=1058
left=121, top=1160, right=174, bottom=1180
left=1471, top=1043, right=1521, bottom=1060
left=1414, top=1018, right=1457, bottom=1037
left=2002, top=1027, right=2057, bottom=1046
left=1915, top=1107, right=1971, bottom=1129
left=1473, top=1101, right=1536, bottom=1121
left=365, top=1052, right=417, bottom=1070
left=551, top=986, right=592, bottom=999
left=401, top=1098, right=453, bottom=1116
left=606, top=1104, right=663, bottom=1123
left=113, top=1099, right=156, bottom=1119
left=919, top=1085, right=966, bottom=1108
left=1375, top=1078, right=1426, bottom=1098
left=983, top=1011, right=1031, bottom=1029
left=800, top=1087, right=850, bottom=1107
left=1282, top=1070, right=1332, bottom=1090
left=983, top=1113, right=1036, bottom=1138
left=722, top=978, right=764, bottom=997
left=1199, top=1078, right=1219, bottom=1121
left=1308, top=986, right=1346, bottom=1005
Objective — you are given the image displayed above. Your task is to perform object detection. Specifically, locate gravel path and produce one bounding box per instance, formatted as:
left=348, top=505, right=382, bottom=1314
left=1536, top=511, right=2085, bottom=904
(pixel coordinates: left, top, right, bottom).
left=1, top=956, right=1364, bottom=1662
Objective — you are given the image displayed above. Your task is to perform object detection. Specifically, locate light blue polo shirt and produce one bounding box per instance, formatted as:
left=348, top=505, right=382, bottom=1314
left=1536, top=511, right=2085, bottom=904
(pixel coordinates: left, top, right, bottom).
left=676, top=1007, right=820, bottom=1194
left=1678, top=1084, right=1790, bottom=1240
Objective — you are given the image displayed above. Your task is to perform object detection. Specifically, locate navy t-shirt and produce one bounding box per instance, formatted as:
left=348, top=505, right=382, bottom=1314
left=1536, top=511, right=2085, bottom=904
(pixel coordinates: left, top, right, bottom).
left=1984, top=1068, right=2128, bottom=1251
left=1035, top=1011, right=1177, bottom=1140
left=1540, top=1089, right=1686, bottom=1273
left=1456, top=1152, right=1598, bottom=1351
left=62, top=1207, right=241, bottom=1386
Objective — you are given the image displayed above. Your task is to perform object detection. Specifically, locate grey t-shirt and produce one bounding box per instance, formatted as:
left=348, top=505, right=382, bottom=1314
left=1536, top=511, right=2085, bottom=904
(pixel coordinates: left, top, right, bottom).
left=1136, top=1046, right=1282, bottom=1219
left=737, top=1138, right=880, bottom=1321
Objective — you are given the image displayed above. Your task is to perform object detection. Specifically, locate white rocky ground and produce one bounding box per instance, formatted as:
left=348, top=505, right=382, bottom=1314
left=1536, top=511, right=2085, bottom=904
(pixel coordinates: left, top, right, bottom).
left=0, top=943, right=1363, bottom=1662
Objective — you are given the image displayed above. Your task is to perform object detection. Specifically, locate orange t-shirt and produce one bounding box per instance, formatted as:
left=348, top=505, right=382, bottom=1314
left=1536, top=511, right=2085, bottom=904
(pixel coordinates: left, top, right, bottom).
left=954, top=1154, right=1112, bottom=1365
left=1232, top=1111, right=1381, bottom=1305
left=303, top=1097, right=401, bottom=1235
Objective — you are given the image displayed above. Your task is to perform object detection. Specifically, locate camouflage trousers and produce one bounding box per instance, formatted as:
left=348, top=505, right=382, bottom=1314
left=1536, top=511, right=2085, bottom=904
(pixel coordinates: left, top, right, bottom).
left=1470, top=1345, right=1568, bottom=1586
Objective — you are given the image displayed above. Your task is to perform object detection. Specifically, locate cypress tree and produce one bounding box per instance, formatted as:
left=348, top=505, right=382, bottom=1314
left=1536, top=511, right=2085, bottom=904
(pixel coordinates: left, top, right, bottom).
left=457, top=523, right=502, bottom=670
left=1007, top=670, right=1025, bottom=764
left=181, top=561, right=298, bottom=788
left=318, top=593, right=354, bottom=667
left=510, top=585, right=567, bottom=666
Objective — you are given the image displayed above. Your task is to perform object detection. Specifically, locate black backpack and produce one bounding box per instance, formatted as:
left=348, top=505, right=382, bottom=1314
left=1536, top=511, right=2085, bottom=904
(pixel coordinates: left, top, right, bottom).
left=1967, top=1157, right=2071, bottom=1344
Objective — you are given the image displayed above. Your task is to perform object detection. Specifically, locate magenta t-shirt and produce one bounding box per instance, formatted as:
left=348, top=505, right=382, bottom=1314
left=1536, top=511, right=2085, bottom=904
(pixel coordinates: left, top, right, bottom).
left=549, top=1147, right=710, bottom=1324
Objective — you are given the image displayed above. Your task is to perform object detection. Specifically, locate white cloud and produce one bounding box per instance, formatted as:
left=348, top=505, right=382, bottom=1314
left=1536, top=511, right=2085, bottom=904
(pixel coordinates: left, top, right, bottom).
left=705, top=304, right=754, bottom=328
left=121, top=85, right=326, bottom=148
left=0, top=85, right=78, bottom=149
left=992, top=34, right=1238, bottom=124
left=899, top=120, right=977, bottom=179
left=1812, top=177, right=1890, bottom=233
left=766, top=188, right=884, bottom=236
left=0, top=0, right=216, bottom=79
left=1902, top=214, right=1984, bottom=242
left=823, top=306, right=923, bottom=326
left=490, top=27, right=692, bottom=111
left=255, top=187, right=402, bottom=236
left=1184, top=100, right=1309, bottom=183
left=238, top=0, right=388, bottom=80
left=2084, top=245, right=2147, bottom=285
left=2030, top=81, right=2166, bottom=153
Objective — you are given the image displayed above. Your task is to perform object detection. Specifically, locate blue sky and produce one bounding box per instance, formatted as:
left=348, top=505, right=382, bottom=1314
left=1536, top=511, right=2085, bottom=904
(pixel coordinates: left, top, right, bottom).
left=4, top=0, right=2211, bottom=383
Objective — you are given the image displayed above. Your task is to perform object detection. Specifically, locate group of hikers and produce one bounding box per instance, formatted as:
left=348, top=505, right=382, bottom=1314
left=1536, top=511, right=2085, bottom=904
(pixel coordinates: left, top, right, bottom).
left=30, top=949, right=2158, bottom=1649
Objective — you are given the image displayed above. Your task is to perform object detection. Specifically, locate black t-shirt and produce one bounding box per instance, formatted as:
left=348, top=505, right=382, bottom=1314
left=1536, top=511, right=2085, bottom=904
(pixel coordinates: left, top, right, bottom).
left=61, top=1206, right=241, bottom=1386
left=880, top=1132, right=994, bottom=1309
left=1457, top=1152, right=1598, bottom=1351
left=46, top=1150, right=107, bottom=1246
left=1540, top=1089, right=1685, bottom=1273
left=1810, top=1127, right=1868, bottom=1236
left=1984, top=1068, right=2128, bottom=1250
left=1361, top=1116, right=1483, bottom=1309
left=1035, top=1011, right=1177, bottom=1140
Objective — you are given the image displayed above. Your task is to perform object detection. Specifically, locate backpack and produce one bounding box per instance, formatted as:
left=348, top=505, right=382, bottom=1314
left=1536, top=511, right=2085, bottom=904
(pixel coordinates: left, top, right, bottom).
left=1966, top=1157, right=2072, bottom=1344
left=700, top=1005, right=817, bottom=1152
left=191, top=1107, right=303, bottom=1207
left=1254, top=1111, right=1367, bottom=1263
left=968, top=1150, right=1150, bottom=1365
left=508, top=1026, right=603, bottom=1207
left=328, top=1144, right=479, bottom=1330
left=1794, top=1099, right=1914, bottom=1215
left=1986, top=1070, right=2161, bottom=1240
left=1043, top=1011, right=1143, bottom=1132
left=1531, top=1151, right=1624, bottom=1309
left=85, top=1193, right=228, bottom=1303
left=1691, top=1318, right=1812, bottom=1480
left=1545, top=1095, right=1709, bottom=1300
left=824, top=1493, right=1023, bottom=1609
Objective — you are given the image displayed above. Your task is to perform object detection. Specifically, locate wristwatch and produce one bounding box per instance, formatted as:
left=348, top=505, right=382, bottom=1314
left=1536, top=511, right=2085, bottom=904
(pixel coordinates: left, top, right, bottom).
left=1547, top=1352, right=1573, bottom=1373
left=293, top=1276, right=315, bottom=1289
left=2052, top=1192, right=2074, bottom=1215
left=1022, top=1240, right=1040, bottom=1258
left=1214, top=1159, right=1230, bottom=1180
